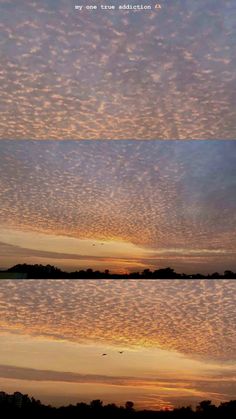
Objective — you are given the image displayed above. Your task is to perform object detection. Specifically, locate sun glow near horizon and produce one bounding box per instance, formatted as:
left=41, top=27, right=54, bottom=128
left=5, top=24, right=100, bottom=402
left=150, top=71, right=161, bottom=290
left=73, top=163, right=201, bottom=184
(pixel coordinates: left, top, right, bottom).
left=0, top=280, right=235, bottom=409
left=0, top=141, right=236, bottom=274
left=0, top=227, right=234, bottom=274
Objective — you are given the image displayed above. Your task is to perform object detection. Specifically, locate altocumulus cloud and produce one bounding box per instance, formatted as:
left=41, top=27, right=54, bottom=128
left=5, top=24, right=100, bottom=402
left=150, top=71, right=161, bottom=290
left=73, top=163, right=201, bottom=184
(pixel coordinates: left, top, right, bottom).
left=0, top=141, right=236, bottom=273
left=0, top=280, right=235, bottom=362
left=0, top=0, right=236, bottom=139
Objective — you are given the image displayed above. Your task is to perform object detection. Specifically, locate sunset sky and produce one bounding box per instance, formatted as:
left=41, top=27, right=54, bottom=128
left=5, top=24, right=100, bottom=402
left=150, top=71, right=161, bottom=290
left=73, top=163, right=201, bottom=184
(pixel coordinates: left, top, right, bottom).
left=1, top=0, right=236, bottom=413
left=1, top=0, right=236, bottom=140
left=0, top=140, right=235, bottom=274
left=0, top=280, right=235, bottom=409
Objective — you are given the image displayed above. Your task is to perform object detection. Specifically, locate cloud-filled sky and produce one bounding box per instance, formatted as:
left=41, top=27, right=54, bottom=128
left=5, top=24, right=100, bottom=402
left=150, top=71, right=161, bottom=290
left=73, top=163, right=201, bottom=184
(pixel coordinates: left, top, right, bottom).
left=0, top=140, right=235, bottom=273
left=0, top=280, right=235, bottom=409
left=0, top=0, right=236, bottom=140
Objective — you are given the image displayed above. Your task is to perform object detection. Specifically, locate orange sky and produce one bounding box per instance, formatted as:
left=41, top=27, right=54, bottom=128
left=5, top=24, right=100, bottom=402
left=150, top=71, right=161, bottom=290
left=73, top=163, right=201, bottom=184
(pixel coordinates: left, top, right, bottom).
left=0, top=141, right=236, bottom=274
left=0, top=280, right=235, bottom=409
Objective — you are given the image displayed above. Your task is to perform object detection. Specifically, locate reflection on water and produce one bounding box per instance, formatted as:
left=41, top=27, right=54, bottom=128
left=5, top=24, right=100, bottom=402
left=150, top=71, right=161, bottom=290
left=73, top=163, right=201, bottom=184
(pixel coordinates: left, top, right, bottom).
left=0, top=280, right=235, bottom=361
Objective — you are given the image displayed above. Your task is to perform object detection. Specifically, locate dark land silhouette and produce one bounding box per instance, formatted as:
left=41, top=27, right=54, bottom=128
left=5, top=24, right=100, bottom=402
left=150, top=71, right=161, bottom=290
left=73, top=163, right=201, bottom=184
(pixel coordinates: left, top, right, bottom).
left=0, top=264, right=235, bottom=279
left=0, top=392, right=236, bottom=418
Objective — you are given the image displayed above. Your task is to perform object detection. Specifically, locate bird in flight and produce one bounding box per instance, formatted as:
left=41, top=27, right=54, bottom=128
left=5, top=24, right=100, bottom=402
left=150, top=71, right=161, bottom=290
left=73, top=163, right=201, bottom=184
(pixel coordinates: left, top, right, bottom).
left=118, top=351, right=124, bottom=354
left=102, top=353, right=107, bottom=356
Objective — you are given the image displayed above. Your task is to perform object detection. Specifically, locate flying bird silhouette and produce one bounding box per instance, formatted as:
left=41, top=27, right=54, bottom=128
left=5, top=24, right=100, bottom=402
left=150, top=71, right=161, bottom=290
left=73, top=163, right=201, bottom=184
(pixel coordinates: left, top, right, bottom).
left=118, top=351, right=124, bottom=354
left=102, top=353, right=107, bottom=356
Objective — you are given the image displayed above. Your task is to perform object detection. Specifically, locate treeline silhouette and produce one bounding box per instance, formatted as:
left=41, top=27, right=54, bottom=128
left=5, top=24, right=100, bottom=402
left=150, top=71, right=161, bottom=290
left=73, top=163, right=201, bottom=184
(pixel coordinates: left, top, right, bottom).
left=0, top=392, right=236, bottom=419
left=2, top=264, right=236, bottom=279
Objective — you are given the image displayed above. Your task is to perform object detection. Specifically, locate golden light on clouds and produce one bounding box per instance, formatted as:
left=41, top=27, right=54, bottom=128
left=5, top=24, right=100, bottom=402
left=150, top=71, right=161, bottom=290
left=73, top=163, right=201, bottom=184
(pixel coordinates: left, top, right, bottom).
left=0, top=280, right=235, bottom=361
left=1, top=1, right=235, bottom=411
left=0, top=141, right=235, bottom=273
left=0, top=280, right=235, bottom=409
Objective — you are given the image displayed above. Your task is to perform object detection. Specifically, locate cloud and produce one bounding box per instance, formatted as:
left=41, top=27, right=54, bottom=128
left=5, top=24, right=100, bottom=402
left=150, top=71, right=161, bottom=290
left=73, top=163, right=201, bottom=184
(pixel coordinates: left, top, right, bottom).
left=0, top=140, right=236, bottom=272
left=0, top=364, right=197, bottom=386
left=0, top=363, right=235, bottom=407
left=0, top=0, right=236, bottom=139
left=0, top=280, right=235, bottom=362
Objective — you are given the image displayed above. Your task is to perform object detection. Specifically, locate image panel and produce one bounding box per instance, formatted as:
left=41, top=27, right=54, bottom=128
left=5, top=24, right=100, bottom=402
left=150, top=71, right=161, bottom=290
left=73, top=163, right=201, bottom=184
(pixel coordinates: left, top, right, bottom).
left=0, top=279, right=236, bottom=411
left=0, top=0, right=236, bottom=140
left=0, top=140, right=235, bottom=278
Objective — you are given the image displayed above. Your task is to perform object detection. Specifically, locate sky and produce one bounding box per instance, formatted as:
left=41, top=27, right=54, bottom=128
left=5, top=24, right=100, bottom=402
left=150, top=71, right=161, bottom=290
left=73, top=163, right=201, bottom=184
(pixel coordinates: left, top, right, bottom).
left=0, top=140, right=235, bottom=274
left=0, top=1, right=235, bottom=412
left=0, top=280, right=235, bottom=409
left=0, top=0, right=236, bottom=140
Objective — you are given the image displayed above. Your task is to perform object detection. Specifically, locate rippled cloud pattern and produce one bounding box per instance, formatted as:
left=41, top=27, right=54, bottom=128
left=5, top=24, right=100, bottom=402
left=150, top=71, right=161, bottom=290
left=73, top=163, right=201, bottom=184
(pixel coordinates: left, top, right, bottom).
left=0, top=140, right=235, bottom=272
left=0, top=280, right=235, bottom=361
left=1, top=0, right=236, bottom=139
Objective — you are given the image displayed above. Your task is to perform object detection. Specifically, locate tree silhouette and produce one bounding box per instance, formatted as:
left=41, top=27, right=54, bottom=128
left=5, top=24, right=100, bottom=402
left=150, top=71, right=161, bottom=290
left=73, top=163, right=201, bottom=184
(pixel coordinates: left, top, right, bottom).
left=4, top=263, right=235, bottom=279
left=90, top=399, right=103, bottom=409
left=0, top=392, right=236, bottom=418
left=125, top=401, right=134, bottom=411
left=196, top=400, right=217, bottom=414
